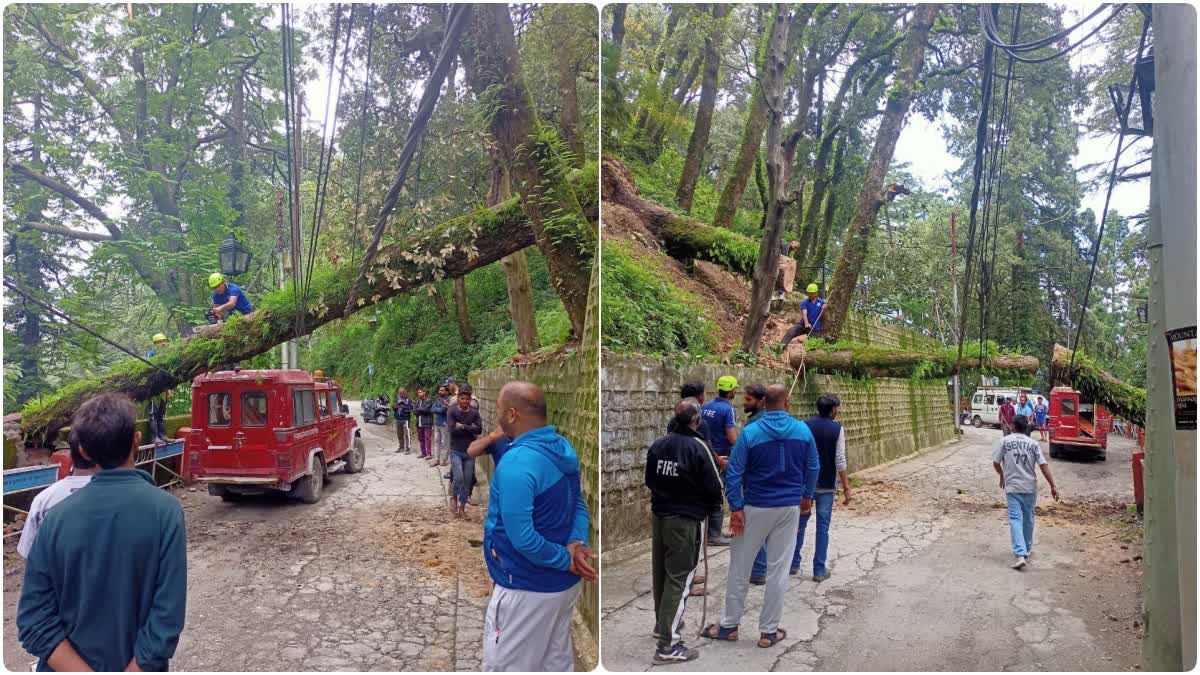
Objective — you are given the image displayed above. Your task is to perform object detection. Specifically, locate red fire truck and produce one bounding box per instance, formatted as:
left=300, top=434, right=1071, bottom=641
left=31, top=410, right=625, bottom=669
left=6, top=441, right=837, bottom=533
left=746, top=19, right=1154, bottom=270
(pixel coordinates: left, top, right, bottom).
left=186, top=369, right=366, bottom=503
left=1047, top=386, right=1110, bottom=461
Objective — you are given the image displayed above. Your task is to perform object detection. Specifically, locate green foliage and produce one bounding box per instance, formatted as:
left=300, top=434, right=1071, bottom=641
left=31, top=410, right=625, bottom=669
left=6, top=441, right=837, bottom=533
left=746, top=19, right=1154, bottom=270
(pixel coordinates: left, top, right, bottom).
left=600, top=240, right=718, bottom=358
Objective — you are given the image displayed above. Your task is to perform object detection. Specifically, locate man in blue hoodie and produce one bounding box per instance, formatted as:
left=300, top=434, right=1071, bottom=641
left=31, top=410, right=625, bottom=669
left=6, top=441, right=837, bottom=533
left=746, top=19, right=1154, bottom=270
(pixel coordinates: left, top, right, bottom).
left=483, top=381, right=594, bottom=671
left=702, top=384, right=818, bottom=649
left=18, top=393, right=187, bottom=671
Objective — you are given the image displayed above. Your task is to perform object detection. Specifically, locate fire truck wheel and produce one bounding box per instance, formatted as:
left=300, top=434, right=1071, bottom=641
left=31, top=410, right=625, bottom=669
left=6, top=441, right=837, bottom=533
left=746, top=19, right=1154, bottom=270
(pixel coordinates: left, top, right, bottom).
left=1049, top=443, right=1062, bottom=459
left=345, top=436, right=366, bottom=474
left=1097, top=452, right=1107, bottom=461
left=292, top=456, right=325, bottom=504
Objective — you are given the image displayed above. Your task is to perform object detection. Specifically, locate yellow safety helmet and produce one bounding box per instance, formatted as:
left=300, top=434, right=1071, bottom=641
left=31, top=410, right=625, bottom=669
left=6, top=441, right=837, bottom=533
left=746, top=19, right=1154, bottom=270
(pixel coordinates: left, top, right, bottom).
left=208, top=272, right=225, bottom=288
left=152, top=333, right=168, bottom=343
left=806, top=283, right=820, bottom=294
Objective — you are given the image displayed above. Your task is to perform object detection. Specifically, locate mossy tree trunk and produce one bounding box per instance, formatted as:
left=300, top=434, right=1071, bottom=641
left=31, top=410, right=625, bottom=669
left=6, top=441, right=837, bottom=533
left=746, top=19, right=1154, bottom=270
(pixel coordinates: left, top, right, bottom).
left=677, top=3, right=728, bottom=214
left=462, top=4, right=596, bottom=339
left=788, top=346, right=1038, bottom=379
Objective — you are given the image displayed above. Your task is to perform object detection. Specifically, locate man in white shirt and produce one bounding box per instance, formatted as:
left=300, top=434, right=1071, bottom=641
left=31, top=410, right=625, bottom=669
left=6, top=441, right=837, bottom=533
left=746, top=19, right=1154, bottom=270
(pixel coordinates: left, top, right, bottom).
left=992, top=414, right=1060, bottom=570
left=17, top=433, right=95, bottom=558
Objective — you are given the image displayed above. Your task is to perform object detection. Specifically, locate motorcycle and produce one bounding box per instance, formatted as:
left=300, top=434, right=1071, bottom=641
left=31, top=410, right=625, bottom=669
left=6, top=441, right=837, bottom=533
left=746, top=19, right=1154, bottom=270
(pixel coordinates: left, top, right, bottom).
left=361, top=395, right=392, bottom=425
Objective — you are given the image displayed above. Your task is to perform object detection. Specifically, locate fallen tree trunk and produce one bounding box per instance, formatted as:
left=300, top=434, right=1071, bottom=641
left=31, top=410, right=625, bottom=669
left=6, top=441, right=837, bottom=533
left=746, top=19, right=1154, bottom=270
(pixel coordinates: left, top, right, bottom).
left=602, top=158, right=759, bottom=276
left=19, top=167, right=596, bottom=446
left=787, top=343, right=1039, bottom=379
left=1050, top=344, right=1146, bottom=426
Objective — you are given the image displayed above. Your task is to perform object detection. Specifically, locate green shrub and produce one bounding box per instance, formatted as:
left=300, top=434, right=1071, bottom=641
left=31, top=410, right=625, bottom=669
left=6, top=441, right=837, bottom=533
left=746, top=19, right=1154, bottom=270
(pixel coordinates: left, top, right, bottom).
left=601, top=240, right=718, bottom=357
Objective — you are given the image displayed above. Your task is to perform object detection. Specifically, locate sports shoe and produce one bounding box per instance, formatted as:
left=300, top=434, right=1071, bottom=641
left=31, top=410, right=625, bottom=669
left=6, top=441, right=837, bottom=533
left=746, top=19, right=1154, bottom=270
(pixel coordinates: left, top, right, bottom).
left=1011, top=556, right=1027, bottom=570
left=749, top=575, right=766, bottom=586
left=652, top=642, right=698, bottom=664
left=812, top=571, right=832, bottom=583
left=708, top=534, right=732, bottom=546
left=651, top=620, right=685, bottom=640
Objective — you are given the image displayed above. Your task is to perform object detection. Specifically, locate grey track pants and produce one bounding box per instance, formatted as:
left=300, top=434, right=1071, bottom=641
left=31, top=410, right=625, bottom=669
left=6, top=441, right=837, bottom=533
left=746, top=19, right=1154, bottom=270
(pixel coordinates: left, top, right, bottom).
left=652, top=515, right=701, bottom=648
left=395, top=419, right=411, bottom=451
left=482, top=583, right=579, bottom=671
left=720, top=504, right=801, bottom=635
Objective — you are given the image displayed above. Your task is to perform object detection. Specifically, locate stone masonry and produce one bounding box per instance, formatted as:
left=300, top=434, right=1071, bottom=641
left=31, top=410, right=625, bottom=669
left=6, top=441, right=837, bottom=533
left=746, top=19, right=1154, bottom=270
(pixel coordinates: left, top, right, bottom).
left=601, top=354, right=954, bottom=549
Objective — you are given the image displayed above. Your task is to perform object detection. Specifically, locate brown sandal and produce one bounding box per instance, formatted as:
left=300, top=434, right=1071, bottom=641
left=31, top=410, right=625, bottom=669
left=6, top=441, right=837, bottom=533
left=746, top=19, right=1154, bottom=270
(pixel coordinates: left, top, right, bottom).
left=757, top=628, right=787, bottom=648
left=702, top=624, right=739, bottom=641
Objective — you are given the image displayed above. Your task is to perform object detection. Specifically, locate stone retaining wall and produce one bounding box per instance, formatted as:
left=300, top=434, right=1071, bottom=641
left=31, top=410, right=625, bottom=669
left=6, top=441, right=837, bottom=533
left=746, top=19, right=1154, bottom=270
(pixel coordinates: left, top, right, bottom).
left=842, top=311, right=943, bottom=352
left=602, top=353, right=954, bottom=550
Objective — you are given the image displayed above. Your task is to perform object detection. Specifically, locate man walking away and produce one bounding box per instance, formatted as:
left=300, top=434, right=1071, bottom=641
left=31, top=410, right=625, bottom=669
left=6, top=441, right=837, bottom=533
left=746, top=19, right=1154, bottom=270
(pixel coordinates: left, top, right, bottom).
left=998, top=396, right=1015, bottom=436
left=992, top=415, right=1060, bottom=570
left=702, top=384, right=818, bottom=649
left=1034, top=396, right=1050, bottom=442
left=780, top=284, right=826, bottom=347
left=645, top=400, right=724, bottom=664
left=18, top=394, right=186, bottom=671
left=413, top=388, right=434, bottom=459
left=17, top=432, right=94, bottom=559
left=482, top=381, right=594, bottom=671
left=701, top=376, right=739, bottom=546
left=447, top=385, right=482, bottom=517
left=393, top=388, right=414, bottom=454
left=751, top=394, right=850, bottom=583
left=432, top=385, right=452, bottom=466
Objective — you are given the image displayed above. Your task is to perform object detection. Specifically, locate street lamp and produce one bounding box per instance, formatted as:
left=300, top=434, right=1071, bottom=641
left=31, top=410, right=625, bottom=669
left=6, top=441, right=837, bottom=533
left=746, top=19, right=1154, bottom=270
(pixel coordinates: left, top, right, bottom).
left=1137, top=302, right=1149, bottom=324
left=218, top=232, right=252, bottom=277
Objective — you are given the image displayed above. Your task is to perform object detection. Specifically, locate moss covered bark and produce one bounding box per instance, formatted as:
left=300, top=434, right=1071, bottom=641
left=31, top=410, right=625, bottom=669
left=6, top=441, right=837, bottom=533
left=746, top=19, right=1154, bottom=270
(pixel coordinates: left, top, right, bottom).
left=19, top=167, right=596, bottom=446
left=787, top=342, right=1039, bottom=378
left=1051, top=344, right=1146, bottom=426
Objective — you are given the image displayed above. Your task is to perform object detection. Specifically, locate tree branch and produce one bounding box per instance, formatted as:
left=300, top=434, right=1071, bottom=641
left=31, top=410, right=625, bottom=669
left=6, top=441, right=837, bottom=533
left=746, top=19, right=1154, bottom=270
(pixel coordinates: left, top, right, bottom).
left=21, top=221, right=113, bottom=241
left=9, top=163, right=123, bottom=239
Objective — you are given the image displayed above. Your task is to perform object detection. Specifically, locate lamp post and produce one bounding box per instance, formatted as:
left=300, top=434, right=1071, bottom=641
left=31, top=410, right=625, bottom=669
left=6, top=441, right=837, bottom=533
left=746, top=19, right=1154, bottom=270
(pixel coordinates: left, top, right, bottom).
left=218, top=232, right=252, bottom=277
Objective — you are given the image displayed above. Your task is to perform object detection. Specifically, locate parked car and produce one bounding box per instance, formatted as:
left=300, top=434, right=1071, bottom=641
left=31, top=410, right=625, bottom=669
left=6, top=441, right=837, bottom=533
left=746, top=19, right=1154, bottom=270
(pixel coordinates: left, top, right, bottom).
left=186, top=369, right=366, bottom=503
left=968, top=386, right=1044, bottom=428
left=1048, top=386, right=1110, bottom=460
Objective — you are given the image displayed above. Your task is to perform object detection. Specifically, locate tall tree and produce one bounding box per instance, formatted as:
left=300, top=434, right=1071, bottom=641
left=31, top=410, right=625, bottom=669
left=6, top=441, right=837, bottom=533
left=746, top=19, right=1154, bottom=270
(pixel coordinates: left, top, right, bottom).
left=676, top=4, right=729, bottom=213
left=822, top=4, right=940, bottom=340
left=462, top=4, right=596, bottom=338
left=452, top=276, right=474, bottom=344
left=490, top=150, right=539, bottom=353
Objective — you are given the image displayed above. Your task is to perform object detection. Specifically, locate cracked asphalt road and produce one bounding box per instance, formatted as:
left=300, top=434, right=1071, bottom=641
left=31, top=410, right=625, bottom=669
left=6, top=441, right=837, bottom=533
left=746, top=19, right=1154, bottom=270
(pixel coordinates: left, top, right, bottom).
left=4, top=404, right=491, bottom=671
left=601, top=427, right=1144, bottom=672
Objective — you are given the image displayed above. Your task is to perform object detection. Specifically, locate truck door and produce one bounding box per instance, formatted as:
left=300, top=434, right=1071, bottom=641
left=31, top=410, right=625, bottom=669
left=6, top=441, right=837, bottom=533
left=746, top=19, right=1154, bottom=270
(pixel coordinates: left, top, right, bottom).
left=290, top=388, right=319, bottom=477
left=202, top=390, right=239, bottom=469
left=1053, top=393, right=1079, bottom=440
left=236, top=389, right=274, bottom=470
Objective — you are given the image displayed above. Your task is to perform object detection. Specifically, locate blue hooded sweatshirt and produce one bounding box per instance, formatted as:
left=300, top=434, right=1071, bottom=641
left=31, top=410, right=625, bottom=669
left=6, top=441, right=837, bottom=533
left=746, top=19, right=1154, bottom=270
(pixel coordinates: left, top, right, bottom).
left=725, top=410, right=820, bottom=511
left=484, top=425, right=589, bottom=593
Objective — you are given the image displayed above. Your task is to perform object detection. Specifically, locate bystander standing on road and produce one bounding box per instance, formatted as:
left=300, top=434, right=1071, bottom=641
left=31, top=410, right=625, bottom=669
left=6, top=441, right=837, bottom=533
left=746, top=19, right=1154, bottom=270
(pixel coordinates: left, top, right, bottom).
left=17, top=432, right=94, bottom=559
left=482, top=381, right=594, bottom=671
left=447, top=385, right=482, bottom=517
left=702, top=384, right=819, bottom=649
left=644, top=399, right=724, bottom=664
left=413, top=388, right=434, bottom=460
left=432, top=385, right=452, bottom=467
left=751, top=394, right=852, bottom=584
left=1016, top=394, right=1035, bottom=430
left=393, top=388, right=414, bottom=454
left=1034, top=396, right=1050, bottom=442
left=998, top=396, right=1016, bottom=436
left=992, top=415, right=1060, bottom=570
left=18, top=393, right=187, bottom=671
left=701, top=376, right=739, bottom=546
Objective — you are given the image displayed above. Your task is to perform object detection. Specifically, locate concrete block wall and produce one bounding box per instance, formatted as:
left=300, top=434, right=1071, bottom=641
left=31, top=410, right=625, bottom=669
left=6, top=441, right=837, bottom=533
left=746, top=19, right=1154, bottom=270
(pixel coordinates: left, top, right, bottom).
left=602, top=354, right=954, bottom=550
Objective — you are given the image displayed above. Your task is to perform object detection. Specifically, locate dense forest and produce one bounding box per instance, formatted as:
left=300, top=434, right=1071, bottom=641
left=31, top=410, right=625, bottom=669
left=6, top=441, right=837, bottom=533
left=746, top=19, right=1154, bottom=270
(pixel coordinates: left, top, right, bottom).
left=600, top=3, right=1150, bottom=389
left=3, top=4, right=599, bottom=427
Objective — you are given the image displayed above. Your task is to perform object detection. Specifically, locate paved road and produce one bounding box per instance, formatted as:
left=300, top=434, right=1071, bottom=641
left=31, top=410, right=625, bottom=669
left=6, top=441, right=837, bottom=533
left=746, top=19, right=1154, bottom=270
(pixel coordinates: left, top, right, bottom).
left=3, top=405, right=491, bottom=671
left=601, top=427, right=1144, bottom=672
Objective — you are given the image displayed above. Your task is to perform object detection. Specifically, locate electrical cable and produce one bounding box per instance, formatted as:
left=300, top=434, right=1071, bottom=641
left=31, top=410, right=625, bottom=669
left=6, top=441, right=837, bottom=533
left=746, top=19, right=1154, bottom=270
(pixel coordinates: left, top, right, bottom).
left=979, top=4, right=1125, bottom=64
left=280, top=4, right=302, bottom=335
left=3, top=278, right=175, bottom=378
left=351, top=4, right=376, bottom=252
left=980, top=3, right=1113, bottom=51
left=1067, top=14, right=1151, bottom=381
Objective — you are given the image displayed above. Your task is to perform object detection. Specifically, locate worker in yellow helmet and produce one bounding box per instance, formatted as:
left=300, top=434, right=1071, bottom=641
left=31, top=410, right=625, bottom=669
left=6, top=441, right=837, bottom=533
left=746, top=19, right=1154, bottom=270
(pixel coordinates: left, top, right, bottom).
left=781, top=283, right=827, bottom=347
left=146, top=333, right=173, bottom=445
left=208, top=272, right=254, bottom=321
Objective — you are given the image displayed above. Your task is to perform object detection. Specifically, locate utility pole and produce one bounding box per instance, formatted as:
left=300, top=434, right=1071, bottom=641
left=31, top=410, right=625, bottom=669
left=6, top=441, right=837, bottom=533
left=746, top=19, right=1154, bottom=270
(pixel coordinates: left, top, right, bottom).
left=276, top=190, right=290, bottom=369
left=1144, top=5, right=1196, bottom=670
left=288, top=92, right=304, bottom=370
left=951, top=211, right=960, bottom=431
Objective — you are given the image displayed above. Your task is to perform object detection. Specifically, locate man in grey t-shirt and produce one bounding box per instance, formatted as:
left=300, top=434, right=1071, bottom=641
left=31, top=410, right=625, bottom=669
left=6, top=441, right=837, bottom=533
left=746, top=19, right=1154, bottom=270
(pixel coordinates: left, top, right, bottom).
left=992, top=415, right=1060, bottom=570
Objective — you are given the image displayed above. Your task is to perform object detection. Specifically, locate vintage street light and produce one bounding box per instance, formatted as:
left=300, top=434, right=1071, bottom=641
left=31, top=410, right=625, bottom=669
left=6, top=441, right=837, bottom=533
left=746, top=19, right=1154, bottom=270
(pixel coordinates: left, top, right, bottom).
left=218, top=232, right=252, bottom=277
left=1137, top=302, right=1149, bottom=324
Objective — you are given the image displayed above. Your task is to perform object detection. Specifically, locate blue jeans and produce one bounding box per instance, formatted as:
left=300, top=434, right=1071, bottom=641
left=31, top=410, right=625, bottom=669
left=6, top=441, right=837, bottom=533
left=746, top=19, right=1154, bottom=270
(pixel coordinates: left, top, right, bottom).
left=752, top=492, right=835, bottom=577
left=1006, top=492, right=1037, bottom=557
left=450, top=451, right=475, bottom=507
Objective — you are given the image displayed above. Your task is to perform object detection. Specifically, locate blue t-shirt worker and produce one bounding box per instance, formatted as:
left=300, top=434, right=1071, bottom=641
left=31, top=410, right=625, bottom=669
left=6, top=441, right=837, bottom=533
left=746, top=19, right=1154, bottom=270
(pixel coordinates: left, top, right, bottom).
left=208, top=272, right=254, bottom=319
left=701, top=376, right=739, bottom=457
left=781, top=283, right=826, bottom=347
left=482, top=381, right=594, bottom=672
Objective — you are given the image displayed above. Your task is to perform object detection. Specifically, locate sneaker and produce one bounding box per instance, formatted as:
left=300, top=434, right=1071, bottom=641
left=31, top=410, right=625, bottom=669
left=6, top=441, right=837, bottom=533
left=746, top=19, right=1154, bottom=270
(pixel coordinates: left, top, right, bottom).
left=651, top=620, right=685, bottom=640
left=1011, top=556, right=1027, bottom=570
left=789, top=568, right=800, bottom=576
left=708, top=535, right=732, bottom=547
left=749, top=575, right=766, bottom=586
left=812, top=571, right=832, bottom=583
left=652, top=642, right=698, bottom=665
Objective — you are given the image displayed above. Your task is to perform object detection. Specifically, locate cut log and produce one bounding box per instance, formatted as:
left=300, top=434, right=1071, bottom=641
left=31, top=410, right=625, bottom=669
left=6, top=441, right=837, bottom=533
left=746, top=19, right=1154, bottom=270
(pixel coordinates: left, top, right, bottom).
left=786, top=343, right=1039, bottom=379
left=18, top=167, right=596, bottom=446
left=1050, top=344, right=1146, bottom=426
left=602, top=158, right=759, bottom=276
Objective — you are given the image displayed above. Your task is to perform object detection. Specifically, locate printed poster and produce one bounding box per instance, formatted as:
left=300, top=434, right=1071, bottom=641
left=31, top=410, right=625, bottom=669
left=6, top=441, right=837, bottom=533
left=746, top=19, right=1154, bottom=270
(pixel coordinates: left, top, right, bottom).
left=1166, top=326, right=1197, bottom=430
